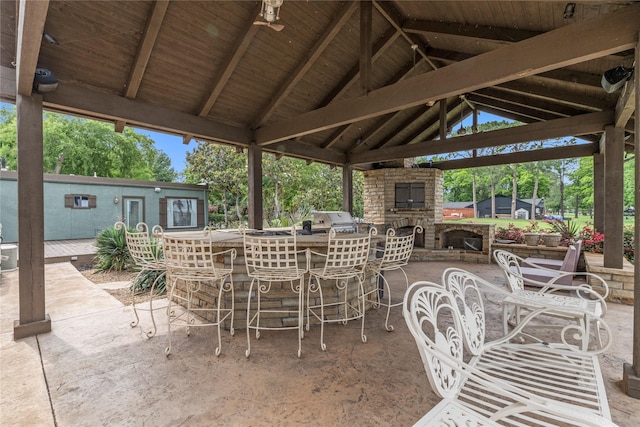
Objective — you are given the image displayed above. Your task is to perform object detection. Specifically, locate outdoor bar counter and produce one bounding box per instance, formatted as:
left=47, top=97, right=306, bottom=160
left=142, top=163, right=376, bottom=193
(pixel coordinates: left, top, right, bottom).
left=164, top=230, right=379, bottom=330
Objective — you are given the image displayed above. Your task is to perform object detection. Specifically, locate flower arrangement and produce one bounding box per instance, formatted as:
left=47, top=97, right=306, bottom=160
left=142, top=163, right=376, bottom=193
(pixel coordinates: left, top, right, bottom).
left=494, top=223, right=525, bottom=244
left=580, top=224, right=604, bottom=254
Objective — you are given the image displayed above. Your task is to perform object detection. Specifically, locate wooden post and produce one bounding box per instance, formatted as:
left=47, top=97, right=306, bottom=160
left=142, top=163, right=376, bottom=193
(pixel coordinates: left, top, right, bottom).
left=14, top=93, right=51, bottom=339
left=342, top=165, right=353, bottom=214
left=623, top=32, right=640, bottom=399
left=247, top=143, right=263, bottom=230
left=593, top=152, right=605, bottom=232
left=603, top=125, right=623, bottom=269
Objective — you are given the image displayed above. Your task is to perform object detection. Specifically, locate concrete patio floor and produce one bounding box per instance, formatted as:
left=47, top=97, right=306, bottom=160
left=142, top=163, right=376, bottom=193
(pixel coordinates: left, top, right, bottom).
left=1, top=260, right=638, bottom=426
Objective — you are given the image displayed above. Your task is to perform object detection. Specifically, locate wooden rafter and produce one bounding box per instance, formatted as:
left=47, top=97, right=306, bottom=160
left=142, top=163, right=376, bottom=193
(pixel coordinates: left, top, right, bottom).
left=359, top=0, right=372, bottom=96
left=323, top=61, right=415, bottom=149
left=372, top=0, right=438, bottom=70
left=315, top=27, right=400, bottom=110
left=403, top=19, right=540, bottom=44
left=431, top=143, right=598, bottom=170
left=349, top=111, right=614, bottom=165
left=252, top=1, right=357, bottom=128
left=115, top=0, right=169, bottom=133
left=615, top=75, right=636, bottom=128
left=255, top=4, right=640, bottom=145
left=16, top=0, right=49, bottom=96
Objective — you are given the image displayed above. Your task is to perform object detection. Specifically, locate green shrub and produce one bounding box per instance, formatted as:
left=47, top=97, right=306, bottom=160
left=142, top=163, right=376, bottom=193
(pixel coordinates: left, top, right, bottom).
left=132, top=268, right=166, bottom=295
left=623, top=225, right=634, bottom=263
left=94, top=226, right=133, bottom=272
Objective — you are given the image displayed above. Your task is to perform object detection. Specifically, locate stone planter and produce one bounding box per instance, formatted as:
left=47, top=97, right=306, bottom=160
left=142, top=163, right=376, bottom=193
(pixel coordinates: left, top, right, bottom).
left=542, top=233, right=562, bottom=247
left=523, top=233, right=540, bottom=246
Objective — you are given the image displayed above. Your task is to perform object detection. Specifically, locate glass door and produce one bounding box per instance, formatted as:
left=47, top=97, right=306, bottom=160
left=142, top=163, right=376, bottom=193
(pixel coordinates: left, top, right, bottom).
left=124, top=197, right=144, bottom=228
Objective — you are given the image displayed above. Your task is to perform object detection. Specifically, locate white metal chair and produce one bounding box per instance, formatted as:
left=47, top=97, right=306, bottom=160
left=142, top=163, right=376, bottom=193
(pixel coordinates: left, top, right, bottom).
left=243, top=227, right=309, bottom=358
left=306, top=227, right=376, bottom=351
left=493, top=248, right=609, bottom=350
left=365, top=225, right=422, bottom=331
left=115, top=221, right=166, bottom=338
left=162, top=231, right=236, bottom=357
left=403, top=275, right=616, bottom=427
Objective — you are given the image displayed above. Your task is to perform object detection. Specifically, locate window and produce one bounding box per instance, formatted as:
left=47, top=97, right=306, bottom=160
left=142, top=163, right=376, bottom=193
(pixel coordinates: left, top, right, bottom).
left=166, top=198, right=197, bottom=228
left=395, top=183, right=425, bottom=208
left=65, top=194, right=96, bottom=209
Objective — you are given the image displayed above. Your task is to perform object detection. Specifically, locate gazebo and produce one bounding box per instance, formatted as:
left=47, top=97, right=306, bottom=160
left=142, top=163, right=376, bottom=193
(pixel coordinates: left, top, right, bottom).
left=1, top=0, right=638, bottom=397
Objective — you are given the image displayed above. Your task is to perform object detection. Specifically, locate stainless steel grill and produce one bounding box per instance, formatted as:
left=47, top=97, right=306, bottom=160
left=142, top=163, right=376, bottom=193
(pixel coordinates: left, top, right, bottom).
left=312, top=211, right=357, bottom=233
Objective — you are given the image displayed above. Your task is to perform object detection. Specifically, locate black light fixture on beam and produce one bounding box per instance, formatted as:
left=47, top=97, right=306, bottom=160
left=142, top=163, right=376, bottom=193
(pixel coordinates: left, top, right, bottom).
left=32, top=68, right=58, bottom=93
left=563, top=3, right=576, bottom=19
left=601, top=66, right=634, bottom=93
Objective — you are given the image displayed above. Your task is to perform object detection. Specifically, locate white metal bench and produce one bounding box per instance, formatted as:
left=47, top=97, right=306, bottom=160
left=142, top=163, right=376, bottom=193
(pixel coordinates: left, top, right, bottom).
left=494, top=248, right=608, bottom=350
left=403, top=268, right=616, bottom=426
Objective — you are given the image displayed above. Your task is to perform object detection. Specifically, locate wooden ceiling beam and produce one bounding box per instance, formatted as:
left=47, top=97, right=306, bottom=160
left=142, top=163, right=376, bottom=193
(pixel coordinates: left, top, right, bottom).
left=1, top=66, right=253, bottom=144
left=349, top=111, right=613, bottom=165
left=252, top=1, right=357, bottom=128
left=494, top=80, right=613, bottom=112
left=16, top=0, right=49, bottom=96
left=403, top=19, right=539, bottom=44
left=315, top=27, right=400, bottom=110
left=323, top=61, right=416, bottom=149
left=198, top=3, right=261, bottom=118
left=115, top=0, right=169, bottom=133
left=255, top=3, right=640, bottom=145
left=470, top=88, right=583, bottom=119
left=467, top=93, right=567, bottom=122
left=430, top=143, right=598, bottom=170
left=265, top=140, right=346, bottom=165
left=373, top=0, right=438, bottom=70
left=615, top=75, right=636, bottom=128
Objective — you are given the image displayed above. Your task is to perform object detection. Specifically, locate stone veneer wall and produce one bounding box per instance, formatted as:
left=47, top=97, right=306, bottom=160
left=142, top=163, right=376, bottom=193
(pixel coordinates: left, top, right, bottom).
left=363, top=168, right=443, bottom=248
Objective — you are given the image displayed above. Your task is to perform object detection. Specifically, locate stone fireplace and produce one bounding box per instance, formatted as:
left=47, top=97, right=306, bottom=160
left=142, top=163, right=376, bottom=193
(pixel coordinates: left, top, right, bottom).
left=363, top=164, right=494, bottom=263
left=363, top=165, right=443, bottom=249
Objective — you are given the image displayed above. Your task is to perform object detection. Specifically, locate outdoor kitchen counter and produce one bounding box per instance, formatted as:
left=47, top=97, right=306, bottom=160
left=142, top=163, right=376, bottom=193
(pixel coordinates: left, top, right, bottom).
left=163, top=230, right=379, bottom=330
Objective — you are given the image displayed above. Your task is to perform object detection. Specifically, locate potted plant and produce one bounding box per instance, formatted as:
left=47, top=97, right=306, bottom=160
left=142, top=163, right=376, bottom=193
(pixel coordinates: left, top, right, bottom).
left=523, top=232, right=540, bottom=246
left=541, top=233, right=562, bottom=247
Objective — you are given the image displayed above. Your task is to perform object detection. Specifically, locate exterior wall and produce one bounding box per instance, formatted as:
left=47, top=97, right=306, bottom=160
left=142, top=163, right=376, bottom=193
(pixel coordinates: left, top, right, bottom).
left=0, top=171, right=207, bottom=243
left=363, top=168, right=443, bottom=249
left=476, top=195, right=541, bottom=218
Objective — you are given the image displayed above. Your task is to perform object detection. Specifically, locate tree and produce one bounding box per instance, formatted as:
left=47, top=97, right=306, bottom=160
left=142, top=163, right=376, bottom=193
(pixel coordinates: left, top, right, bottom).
left=184, top=143, right=247, bottom=224
left=0, top=106, right=177, bottom=181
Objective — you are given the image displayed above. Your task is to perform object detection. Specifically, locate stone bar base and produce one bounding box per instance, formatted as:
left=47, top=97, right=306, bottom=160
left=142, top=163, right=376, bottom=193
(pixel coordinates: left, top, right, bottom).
left=14, top=314, right=51, bottom=340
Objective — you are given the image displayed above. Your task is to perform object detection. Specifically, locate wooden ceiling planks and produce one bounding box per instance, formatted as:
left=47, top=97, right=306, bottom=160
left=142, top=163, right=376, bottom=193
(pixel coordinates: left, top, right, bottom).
left=2, top=1, right=637, bottom=170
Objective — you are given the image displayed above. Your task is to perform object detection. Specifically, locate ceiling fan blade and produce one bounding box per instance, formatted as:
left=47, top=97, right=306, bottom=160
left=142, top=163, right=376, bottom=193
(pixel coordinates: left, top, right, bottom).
left=270, top=23, right=284, bottom=31
left=253, top=20, right=269, bottom=26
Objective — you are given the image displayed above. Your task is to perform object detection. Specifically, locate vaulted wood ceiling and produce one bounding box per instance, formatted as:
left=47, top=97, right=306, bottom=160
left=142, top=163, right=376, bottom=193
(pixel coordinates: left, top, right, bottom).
left=1, top=1, right=637, bottom=171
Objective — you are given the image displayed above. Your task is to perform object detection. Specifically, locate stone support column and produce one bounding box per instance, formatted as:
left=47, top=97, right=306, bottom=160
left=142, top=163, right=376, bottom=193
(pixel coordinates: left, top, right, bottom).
left=14, top=93, right=51, bottom=340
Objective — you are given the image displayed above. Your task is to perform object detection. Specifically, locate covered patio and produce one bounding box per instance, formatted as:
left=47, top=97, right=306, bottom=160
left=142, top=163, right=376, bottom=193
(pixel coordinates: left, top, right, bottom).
left=1, top=260, right=637, bottom=426
left=1, top=0, right=640, bottom=405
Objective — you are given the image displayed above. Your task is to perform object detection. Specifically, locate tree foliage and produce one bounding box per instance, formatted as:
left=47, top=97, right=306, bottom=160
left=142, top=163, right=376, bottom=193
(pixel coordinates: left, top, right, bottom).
left=183, top=141, right=363, bottom=227
left=0, top=105, right=177, bottom=181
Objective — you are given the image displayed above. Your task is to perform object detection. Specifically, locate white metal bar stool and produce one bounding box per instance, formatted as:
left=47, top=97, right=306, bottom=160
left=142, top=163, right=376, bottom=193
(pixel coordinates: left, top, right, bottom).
left=115, top=221, right=166, bottom=338
left=243, top=226, right=309, bottom=358
left=306, top=227, right=376, bottom=351
left=162, top=231, right=236, bottom=357
left=365, top=225, right=422, bottom=331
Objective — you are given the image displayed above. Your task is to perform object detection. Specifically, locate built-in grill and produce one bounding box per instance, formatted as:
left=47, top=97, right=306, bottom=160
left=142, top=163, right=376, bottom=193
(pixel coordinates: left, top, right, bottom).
left=311, top=211, right=358, bottom=233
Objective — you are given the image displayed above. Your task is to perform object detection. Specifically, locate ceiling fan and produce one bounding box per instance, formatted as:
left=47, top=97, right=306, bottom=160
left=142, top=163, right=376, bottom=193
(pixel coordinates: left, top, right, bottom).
left=253, top=0, right=285, bottom=32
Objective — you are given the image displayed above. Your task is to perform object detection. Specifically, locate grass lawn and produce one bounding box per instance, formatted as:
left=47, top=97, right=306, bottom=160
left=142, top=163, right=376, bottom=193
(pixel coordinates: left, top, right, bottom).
left=459, top=215, right=634, bottom=232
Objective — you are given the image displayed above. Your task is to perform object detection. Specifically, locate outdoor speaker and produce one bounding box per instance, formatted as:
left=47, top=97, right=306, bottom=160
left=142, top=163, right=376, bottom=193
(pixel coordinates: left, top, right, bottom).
left=33, top=68, right=59, bottom=93
left=601, top=66, right=634, bottom=93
